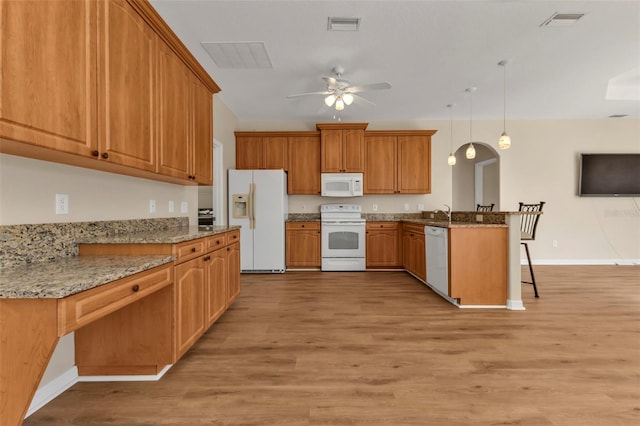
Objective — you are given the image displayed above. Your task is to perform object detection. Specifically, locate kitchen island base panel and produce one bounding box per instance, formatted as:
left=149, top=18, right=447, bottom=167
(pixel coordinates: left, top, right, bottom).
left=0, top=299, right=59, bottom=426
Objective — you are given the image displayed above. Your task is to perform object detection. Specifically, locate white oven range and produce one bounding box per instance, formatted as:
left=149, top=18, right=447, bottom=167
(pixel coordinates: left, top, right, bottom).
left=320, top=204, right=366, bottom=271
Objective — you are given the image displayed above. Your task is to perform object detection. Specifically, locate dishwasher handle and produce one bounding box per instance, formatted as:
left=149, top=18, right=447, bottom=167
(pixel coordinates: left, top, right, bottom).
left=425, top=226, right=446, bottom=237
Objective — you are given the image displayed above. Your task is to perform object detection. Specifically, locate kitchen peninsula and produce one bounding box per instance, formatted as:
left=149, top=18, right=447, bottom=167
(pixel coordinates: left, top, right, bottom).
left=0, top=218, right=240, bottom=426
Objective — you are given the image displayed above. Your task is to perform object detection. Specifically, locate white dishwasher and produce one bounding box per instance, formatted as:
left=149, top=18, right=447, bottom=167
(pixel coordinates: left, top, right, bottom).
left=426, top=226, right=449, bottom=296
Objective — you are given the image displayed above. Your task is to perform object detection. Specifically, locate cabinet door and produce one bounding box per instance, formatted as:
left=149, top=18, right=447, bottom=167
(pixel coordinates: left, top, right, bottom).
left=98, top=0, right=156, bottom=171
left=286, top=223, right=321, bottom=267
left=157, top=40, right=192, bottom=180
left=205, top=249, right=227, bottom=327
left=366, top=223, right=400, bottom=267
left=364, top=136, right=396, bottom=194
left=191, top=76, right=213, bottom=184
left=288, top=136, right=321, bottom=194
left=236, top=136, right=263, bottom=169
left=174, top=257, right=206, bottom=361
left=402, top=229, right=412, bottom=271
left=413, top=233, right=426, bottom=281
left=0, top=0, right=98, bottom=156
left=320, top=129, right=343, bottom=172
left=342, top=129, right=364, bottom=172
left=263, top=137, right=288, bottom=170
left=227, top=242, right=241, bottom=303
left=398, top=135, right=430, bottom=194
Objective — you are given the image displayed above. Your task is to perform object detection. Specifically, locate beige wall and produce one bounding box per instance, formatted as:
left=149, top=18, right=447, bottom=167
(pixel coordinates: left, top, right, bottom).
left=213, top=96, right=240, bottom=223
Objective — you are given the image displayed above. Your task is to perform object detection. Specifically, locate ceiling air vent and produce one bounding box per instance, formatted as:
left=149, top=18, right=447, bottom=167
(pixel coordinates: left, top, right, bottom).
left=201, top=42, right=272, bottom=69
left=608, top=114, right=628, bottom=118
left=540, top=12, right=585, bottom=27
left=327, top=17, right=360, bottom=31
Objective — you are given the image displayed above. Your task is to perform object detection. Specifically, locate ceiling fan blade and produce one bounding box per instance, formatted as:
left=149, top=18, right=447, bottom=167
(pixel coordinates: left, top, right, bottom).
left=322, top=76, right=338, bottom=89
left=352, top=94, right=376, bottom=106
left=346, top=82, right=392, bottom=93
left=287, top=91, right=333, bottom=98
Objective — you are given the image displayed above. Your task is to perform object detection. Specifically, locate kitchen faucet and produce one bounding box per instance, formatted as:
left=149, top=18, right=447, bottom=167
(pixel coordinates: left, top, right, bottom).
left=434, top=204, right=452, bottom=222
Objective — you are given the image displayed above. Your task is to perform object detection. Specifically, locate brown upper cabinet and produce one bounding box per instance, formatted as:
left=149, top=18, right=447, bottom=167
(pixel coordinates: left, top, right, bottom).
left=364, top=131, right=434, bottom=194
left=235, top=133, right=288, bottom=171
left=0, top=0, right=219, bottom=185
left=317, top=123, right=367, bottom=173
left=287, top=134, right=321, bottom=195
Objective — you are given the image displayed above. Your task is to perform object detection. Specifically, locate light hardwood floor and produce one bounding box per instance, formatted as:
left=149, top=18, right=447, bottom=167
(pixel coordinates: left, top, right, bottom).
left=24, top=266, right=640, bottom=425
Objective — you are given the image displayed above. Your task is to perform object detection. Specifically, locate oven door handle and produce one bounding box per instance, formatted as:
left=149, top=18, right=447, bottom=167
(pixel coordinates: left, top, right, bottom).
left=321, top=221, right=366, bottom=226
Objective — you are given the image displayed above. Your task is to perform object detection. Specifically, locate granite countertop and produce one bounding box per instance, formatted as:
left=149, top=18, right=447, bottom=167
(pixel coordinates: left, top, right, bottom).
left=401, top=218, right=508, bottom=228
left=0, top=255, right=174, bottom=298
left=76, top=225, right=240, bottom=245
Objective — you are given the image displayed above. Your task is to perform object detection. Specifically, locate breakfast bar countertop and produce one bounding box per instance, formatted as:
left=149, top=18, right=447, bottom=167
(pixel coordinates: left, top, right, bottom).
left=75, top=225, right=240, bottom=245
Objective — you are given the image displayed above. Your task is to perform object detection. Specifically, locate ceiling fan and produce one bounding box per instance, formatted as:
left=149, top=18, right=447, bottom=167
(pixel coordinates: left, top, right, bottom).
left=287, top=66, right=391, bottom=111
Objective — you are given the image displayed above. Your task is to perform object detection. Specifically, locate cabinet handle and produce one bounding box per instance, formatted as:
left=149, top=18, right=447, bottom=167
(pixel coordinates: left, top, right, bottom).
left=227, top=247, right=230, bottom=251
left=216, top=240, right=221, bottom=245
left=132, top=285, right=140, bottom=292
left=91, top=150, right=99, bottom=157
left=301, top=225, right=305, bottom=228
left=101, top=152, right=109, bottom=159
left=204, top=255, right=211, bottom=261
left=191, top=247, right=197, bottom=253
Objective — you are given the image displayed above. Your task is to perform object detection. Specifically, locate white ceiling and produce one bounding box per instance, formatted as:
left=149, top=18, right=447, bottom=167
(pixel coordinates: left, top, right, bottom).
left=150, top=0, right=640, bottom=122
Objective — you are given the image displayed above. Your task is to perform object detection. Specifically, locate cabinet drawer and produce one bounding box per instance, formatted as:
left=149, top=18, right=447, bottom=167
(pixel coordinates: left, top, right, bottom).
left=366, top=221, right=398, bottom=230
left=402, top=223, right=425, bottom=235
left=286, top=221, right=320, bottom=230
left=58, top=264, right=173, bottom=336
left=206, top=234, right=226, bottom=251
left=174, top=239, right=206, bottom=263
left=225, top=229, right=240, bottom=245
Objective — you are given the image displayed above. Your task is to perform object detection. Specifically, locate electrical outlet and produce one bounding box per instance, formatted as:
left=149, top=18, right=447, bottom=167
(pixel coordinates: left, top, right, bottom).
left=476, top=215, right=483, bottom=222
left=403, top=203, right=409, bottom=211
left=418, top=203, right=424, bottom=211
left=168, top=200, right=175, bottom=213
left=552, top=240, right=558, bottom=248
left=372, top=204, right=378, bottom=211
left=181, top=201, right=188, bottom=213
left=55, top=194, right=69, bottom=215
left=149, top=199, right=156, bottom=213
left=430, top=213, right=435, bottom=219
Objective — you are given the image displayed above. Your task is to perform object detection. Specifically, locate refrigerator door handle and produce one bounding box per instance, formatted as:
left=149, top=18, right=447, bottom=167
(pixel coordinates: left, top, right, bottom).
left=249, top=183, right=256, bottom=229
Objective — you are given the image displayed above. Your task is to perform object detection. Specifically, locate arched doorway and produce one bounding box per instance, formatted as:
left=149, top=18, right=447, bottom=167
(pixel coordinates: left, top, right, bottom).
left=452, top=143, right=500, bottom=211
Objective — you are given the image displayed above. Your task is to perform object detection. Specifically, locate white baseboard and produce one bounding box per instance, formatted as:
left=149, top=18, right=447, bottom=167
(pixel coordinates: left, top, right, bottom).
left=458, top=304, right=507, bottom=309
left=506, top=299, right=526, bottom=311
left=522, top=259, right=640, bottom=266
left=26, top=366, right=78, bottom=418
left=25, top=364, right=172, bottom=419
left=78, top=364, right=172, bottom=382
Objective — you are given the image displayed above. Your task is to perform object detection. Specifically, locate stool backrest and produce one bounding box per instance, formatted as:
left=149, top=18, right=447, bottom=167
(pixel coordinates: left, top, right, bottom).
left=519, top=201, right=545, bottom=240
left=476, top=203, right=495, bottom=212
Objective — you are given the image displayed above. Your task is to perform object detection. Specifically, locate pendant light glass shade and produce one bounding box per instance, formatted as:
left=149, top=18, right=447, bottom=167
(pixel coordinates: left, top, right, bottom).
left=446, top=103, right=456, bottom=166
left=466, top=143, right=476, bottom=159
left=324, top=94, right=336, bottom=107
left=448, top=153, right=457, bottom=165
left=498, top=132, right=511, bottom=149
left=498, top=60, right=511, bottom=150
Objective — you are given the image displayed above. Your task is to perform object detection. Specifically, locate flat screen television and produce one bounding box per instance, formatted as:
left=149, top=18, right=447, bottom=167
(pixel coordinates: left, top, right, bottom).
left=578, top=153, right=640, bottom=197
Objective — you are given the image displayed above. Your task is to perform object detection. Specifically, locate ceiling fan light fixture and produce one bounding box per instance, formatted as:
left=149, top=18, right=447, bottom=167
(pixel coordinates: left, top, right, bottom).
left=335, top=98, right=345, bottom=111
left=342, top=93, right=354, bottom=105
left=324, top=94, right=336, bottom=107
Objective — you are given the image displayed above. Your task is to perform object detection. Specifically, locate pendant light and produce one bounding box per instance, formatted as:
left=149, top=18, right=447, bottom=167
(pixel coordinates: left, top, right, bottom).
left=465, top=87, right=477, bottom=159
left=498, top=60, right=512, bottom=149
left=446, top=104, right=456, bottom=166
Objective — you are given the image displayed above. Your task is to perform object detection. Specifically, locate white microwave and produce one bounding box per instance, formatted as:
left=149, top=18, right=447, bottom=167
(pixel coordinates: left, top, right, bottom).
left=321, top=173, right=363, bottom=197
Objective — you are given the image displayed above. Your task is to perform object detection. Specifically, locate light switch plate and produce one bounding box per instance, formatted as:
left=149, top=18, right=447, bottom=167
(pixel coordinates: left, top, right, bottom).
left=418, top=203, right=424, bottom=211
left=149, top=199, right=156, bottom=214
left=168, top=200, right=175, bottom=213
left=372, top=204, right=378, bottom=211
left=403, top=203, right=409, bottom=211
left=55, top=194, right=69, bottom=215
left=181, top=201, right=188, bottom=213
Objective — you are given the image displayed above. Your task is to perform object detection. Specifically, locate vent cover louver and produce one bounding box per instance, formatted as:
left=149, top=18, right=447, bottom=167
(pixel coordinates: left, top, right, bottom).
left=540, top=13, right=585, bottom=27
left=327, top=17, right=360, bottom=31
left=201, top=42, right=272, bottom=69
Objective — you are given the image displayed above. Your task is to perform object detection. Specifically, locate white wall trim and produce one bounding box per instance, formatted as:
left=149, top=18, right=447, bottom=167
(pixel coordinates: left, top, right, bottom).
left=522, top=259, right=640, bottom=265
left=474, top=157, right=497, bottom=207
left=78, top=364, right=173, bottom=382
left=506, top=299, right=526, bottom=311
left=26, top=366, right=78, bottom=418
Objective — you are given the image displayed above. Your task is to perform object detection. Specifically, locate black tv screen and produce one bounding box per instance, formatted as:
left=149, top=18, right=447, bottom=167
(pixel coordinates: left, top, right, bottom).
left=579, top=153, right=640, bottom=197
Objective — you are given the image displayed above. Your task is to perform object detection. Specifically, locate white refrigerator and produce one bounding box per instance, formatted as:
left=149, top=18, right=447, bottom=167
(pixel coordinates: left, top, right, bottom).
left=228, top=169, right=288, bottom=272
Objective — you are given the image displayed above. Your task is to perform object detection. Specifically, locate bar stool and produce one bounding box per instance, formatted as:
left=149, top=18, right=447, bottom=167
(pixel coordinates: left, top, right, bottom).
left=476, top=203, right=495, bottom=212
left=519, top=201, right=545, bottom=298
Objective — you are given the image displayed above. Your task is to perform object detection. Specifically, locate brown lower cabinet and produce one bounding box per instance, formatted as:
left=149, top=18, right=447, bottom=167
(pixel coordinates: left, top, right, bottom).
left=286, top=221, right=321, bottom=268
left=401, top=223, right=426, bottom=281
left=366, top=222, right=401, bottom=268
